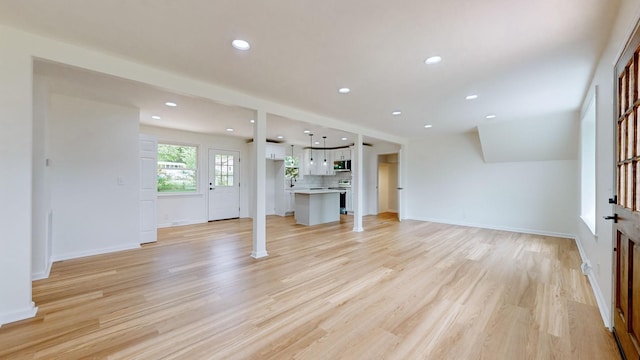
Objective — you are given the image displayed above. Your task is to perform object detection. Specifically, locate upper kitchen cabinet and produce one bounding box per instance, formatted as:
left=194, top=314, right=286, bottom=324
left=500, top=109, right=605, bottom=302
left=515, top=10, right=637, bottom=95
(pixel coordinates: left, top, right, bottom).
left=265, top=143, right=286, bottom=160
left=333, top=148, right=351, bottom=161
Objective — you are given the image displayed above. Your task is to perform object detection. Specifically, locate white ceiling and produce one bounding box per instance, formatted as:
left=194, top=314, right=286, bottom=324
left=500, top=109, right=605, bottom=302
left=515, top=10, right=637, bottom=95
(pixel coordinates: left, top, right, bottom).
left=34, top=60, right=358, bottom=147
left=0, top=0, right=621, bottom=145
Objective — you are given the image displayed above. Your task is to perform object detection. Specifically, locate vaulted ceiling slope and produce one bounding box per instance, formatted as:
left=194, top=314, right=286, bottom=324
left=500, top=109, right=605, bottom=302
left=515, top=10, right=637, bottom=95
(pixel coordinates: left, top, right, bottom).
left=0, top=0, right=620, bottom=146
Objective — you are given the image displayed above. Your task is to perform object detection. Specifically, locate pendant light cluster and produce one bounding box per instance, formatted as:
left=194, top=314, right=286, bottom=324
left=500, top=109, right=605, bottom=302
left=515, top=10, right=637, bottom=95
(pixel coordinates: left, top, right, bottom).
left=307, top=132, right=342, bottom=167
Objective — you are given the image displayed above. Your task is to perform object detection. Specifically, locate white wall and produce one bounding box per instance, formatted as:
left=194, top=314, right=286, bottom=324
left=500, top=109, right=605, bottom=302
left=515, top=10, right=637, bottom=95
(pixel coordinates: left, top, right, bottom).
left=576, top=0, right=640, bottom=327
left=140, top=125, right=252, bottom=226
left=0, top=30, right=36, bottom=326
left=405, top=132, right=578, bottom=237
left=478, top=112, right=579, bottom=163
left=49, top=94, right=140, bottom=260
left=362, top=142, right=402, bottom=216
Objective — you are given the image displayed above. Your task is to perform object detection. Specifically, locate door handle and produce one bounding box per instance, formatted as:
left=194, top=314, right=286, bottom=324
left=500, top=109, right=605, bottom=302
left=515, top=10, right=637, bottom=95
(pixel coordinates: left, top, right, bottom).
left=210, top=187, right=214, bottom=190
left=603, top=214, right=618, bottom=223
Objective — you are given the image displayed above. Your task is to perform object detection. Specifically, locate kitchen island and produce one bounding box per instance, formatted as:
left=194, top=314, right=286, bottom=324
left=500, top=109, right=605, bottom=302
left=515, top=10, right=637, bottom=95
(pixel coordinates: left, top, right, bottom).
left=294, top=189, right=341, bottom=226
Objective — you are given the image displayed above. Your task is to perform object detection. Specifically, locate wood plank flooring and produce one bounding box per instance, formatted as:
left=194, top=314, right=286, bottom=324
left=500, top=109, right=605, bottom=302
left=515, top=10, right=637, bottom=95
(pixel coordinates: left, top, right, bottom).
left=0, top=214, right=620, bottom=359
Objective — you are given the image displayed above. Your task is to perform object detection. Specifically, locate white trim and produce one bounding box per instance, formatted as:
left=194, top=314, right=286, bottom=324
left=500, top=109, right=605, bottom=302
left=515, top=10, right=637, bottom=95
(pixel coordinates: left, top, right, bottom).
left=31, top=260, right=52, bottom=281
left=574, top=235, right=612, bottom=329
left=52, top=243, right=140, bottom=262
left=408, top=216, right=576, bottom=239
left=579, top=215, right=596, bottom=236
left=158, top=219, right=208, bottom=229
left=157, top=192, right=204, bottom=198
left=251, top=251, right=269, bottom=259
left=0, top=302, right=37, bottom=327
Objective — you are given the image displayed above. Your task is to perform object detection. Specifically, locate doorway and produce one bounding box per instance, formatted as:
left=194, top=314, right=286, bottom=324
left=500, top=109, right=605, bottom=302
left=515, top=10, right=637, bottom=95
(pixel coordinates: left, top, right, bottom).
left=208, top=149, right=240, bottom=221
left=377, top=153, right=399, bottom=218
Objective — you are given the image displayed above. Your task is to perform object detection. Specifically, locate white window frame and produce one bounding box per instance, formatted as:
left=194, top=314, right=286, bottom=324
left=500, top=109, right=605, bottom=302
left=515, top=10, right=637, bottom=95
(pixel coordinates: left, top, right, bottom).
left=157, top=142, right=199, bottom=195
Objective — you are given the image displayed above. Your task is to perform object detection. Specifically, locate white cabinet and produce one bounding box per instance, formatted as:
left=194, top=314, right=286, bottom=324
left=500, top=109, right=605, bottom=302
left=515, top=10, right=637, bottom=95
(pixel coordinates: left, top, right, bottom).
left=265, top=143, right=286, bottom=160
left=333, top=148, right=351, bottom=161
left=284, top=189, right=295, bottom=215
left=303, top=149, right=333, bottom=175
left=345, top=189, right=353, bottom=213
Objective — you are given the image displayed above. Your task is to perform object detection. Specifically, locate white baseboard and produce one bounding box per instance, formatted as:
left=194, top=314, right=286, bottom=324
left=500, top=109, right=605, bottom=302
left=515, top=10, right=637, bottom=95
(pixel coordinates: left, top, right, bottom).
left=573, top=235, right=612, bottom=328
left=52, top=243, right=140, bottom=262
left=31, top=260, right=52, bottom=281
left=407, top=216, right=576, bottom=239
left=0, top=302, right=38, bottom=327
left=251, top=251, right=269, bottom=259
left=157, top=219, right=207, bottom=228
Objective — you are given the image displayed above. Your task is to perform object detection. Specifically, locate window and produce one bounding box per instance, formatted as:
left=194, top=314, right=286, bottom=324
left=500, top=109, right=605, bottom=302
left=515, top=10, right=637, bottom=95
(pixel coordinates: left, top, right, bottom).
left=214, top=154, right=234, bottom=186
left=157, top=143, right=198, bottom=192
left=285, top=155, right=299, bottom=179
left=580, top=94, right=596, bottom=234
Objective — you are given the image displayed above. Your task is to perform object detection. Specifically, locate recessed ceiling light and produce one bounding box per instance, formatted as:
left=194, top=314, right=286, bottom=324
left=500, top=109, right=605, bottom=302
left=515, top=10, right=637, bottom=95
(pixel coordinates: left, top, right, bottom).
left=231, top=39, right=250, bottom=51
left=165, top=102, right=177, bottom=107
left=392, top=111, right=402, bottom=116
left=151, top=115, right=161, bottom=120
left=465, top=95, right=478, bottom=100
left=250, top=119, right=255, bottom=123
left=424, top=124, right=433, bottom=128
left=338, top=87, right=351, bottom=94
left=486, top=114, right=497, bottom=119
left=276, top=135, right=284, bottom=139
left=424, top=56, right=442, bottom=65
left=303, top=130, right=311, bottom=134
left=341, top=137, right=348, bottom=141
left=226, top=128, right=234, bottom=132
left=314, top=141, right=320, bottom=145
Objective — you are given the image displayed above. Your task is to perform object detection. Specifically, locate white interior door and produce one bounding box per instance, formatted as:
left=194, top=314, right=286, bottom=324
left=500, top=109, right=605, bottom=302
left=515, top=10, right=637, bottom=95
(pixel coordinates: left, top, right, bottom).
left=139, top=134, right=157, bottom=243
left=208, top=149, right=240, bottom=221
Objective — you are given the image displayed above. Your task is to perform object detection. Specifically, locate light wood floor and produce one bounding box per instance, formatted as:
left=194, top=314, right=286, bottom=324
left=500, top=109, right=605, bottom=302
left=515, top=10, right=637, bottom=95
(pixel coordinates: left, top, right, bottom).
left=0, top=214, right=620, bottom=359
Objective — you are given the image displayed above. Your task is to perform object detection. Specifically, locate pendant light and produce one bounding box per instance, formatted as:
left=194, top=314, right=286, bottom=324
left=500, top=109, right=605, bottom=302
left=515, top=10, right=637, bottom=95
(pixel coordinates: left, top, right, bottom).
left=309, top=133, right=314, bottom=165
left=323, top=136, right=327, bottom=166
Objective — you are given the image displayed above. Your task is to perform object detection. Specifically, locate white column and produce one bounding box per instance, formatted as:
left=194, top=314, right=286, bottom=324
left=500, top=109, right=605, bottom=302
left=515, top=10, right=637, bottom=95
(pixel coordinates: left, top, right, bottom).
left=353, top=133, right=364, bottom=232
left=0, top=36, right=37, bottom=326
left=251, top=109, right=268, bottom=258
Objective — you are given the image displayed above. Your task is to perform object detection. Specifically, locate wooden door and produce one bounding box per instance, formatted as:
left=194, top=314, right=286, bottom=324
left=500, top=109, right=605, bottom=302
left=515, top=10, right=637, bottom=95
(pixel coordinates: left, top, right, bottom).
left=208, top=149, right=240, bottom=221
left=613, top=27, right=640, bottom=360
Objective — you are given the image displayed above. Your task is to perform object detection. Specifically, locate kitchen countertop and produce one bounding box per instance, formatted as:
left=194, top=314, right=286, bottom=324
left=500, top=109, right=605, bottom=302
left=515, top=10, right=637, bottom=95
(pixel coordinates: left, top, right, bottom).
left=293, top=189, right=342, bottom=195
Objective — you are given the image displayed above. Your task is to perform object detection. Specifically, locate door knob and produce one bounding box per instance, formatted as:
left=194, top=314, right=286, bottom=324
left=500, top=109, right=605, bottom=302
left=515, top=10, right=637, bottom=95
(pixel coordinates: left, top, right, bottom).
left=603, top=214, right=618, bottom=223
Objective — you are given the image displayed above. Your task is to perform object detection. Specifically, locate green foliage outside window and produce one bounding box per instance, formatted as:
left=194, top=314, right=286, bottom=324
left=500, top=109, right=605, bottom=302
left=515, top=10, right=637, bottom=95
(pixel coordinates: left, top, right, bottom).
left=285, top=155, right=299, bottom=179
left=157, top=144, right=197, bottom=192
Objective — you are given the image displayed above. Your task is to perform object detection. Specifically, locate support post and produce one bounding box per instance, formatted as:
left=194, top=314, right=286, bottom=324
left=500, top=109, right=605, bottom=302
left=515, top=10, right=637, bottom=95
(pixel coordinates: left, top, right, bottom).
left=251, top=110, right=268, bottom=258
left=353, top=133, right=364, bottom=232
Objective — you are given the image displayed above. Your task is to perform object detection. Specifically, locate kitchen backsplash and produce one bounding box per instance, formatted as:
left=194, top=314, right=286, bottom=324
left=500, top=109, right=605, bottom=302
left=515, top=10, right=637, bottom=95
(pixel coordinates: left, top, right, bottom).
left=286, top=172, right=352, bottom=189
